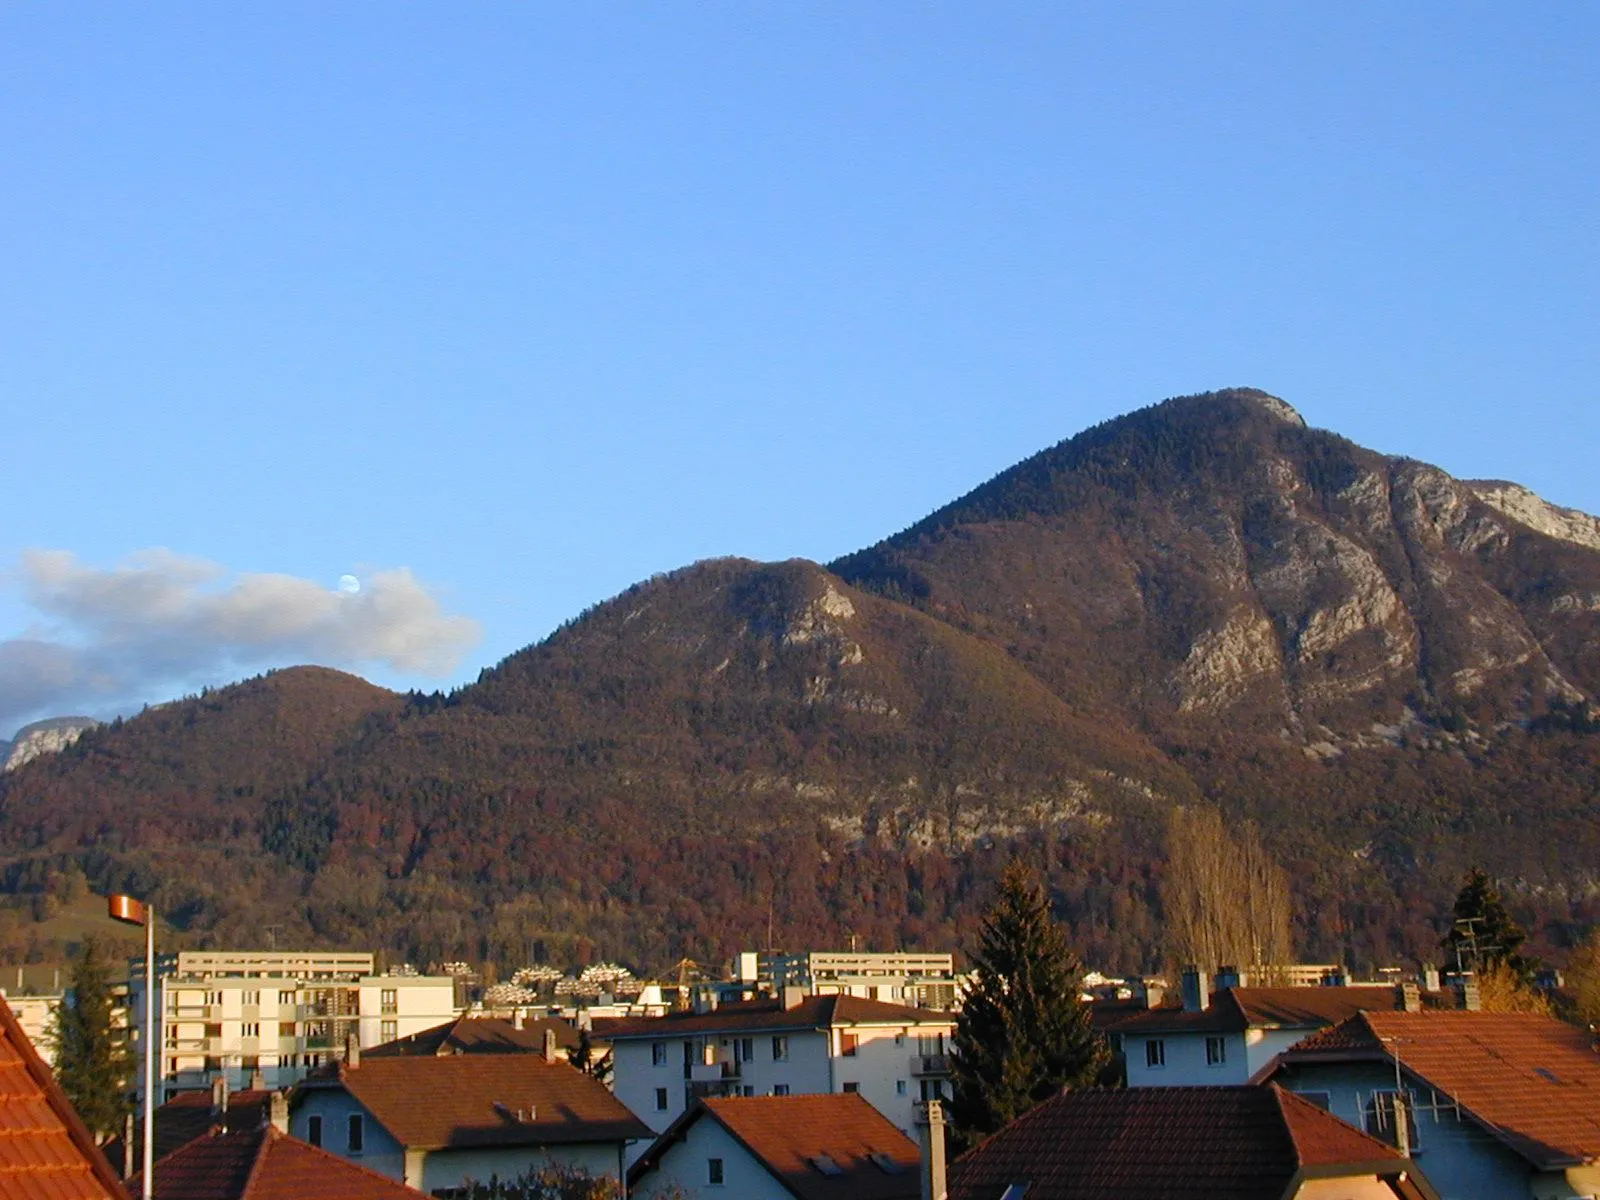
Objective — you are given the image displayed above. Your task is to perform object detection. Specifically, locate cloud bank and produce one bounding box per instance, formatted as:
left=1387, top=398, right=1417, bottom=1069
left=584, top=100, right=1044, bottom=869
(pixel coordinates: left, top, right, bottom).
left=1, top=549, right=481, bottom=735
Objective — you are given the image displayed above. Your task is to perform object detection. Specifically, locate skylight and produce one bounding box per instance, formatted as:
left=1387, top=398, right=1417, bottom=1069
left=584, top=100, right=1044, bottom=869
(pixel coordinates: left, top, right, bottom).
left=999, top=1185, right=1031, bottom=1200
left=810, top=1154, right=844, bottom=1176
left=869, top=1151, right=904, bottom=1175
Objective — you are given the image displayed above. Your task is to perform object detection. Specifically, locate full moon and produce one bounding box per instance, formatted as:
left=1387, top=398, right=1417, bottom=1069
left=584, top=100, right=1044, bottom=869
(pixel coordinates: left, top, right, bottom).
left=337, top=574, right=361, bottom=595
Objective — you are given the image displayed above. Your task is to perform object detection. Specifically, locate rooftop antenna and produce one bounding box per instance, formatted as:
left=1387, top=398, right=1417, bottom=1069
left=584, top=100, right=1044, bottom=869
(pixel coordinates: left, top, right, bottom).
left=1378, top=1035, right=1411, bottom=1156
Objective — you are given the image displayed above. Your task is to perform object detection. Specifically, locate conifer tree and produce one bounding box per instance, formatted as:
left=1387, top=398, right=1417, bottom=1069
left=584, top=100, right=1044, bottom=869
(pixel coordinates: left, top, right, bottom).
left=49, top=937, right=134, bottom=1142
left=1443, top=867, right=1535, bottom=982
left=949, top=860, right=1108, bottom=1144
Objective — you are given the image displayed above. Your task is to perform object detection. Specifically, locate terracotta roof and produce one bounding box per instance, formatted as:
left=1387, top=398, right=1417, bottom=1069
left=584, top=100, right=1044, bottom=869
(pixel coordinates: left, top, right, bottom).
left=304, top=1055, right=651, bottom=1151
left=364, top=1015, right=581, bottom=1058
left=0, top=994, right=127, bottom=1199
left=106, top=1091, right=273, bottom=1175
left=1114, top=986, right=1406, bottom=1036
left=629, top=1094, right=920, bottom=1200
left=1272, top=1010, right=1600, bottom=1168
left=134, top=1125, right=425, bottom=1199
left=603, top=995, right=951, bottom=1040
left=946, top=1086, right=1437, bottom=1200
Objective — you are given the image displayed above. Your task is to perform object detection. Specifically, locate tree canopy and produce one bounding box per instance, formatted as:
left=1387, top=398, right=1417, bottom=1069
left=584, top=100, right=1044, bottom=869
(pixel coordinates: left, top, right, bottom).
left=1443, top=867, right=1534, bottom=982
left=49, top=937, right=134, bottom=1143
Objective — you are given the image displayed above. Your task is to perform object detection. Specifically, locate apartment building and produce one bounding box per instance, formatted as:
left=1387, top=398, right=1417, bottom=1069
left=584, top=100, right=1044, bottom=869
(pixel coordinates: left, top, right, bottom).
left=738, top=951, right=961, bottom=1010
left=0, top=965, right=69, bottom=1068
left=126, top=951, right=455, bottom=1101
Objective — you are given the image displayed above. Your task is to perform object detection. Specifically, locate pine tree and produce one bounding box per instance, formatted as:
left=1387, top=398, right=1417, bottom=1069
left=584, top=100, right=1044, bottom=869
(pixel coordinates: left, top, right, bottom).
left=49, top=937, right=134, bottom=1142
left=949, top=860, right=1109, bottom=1144
left=1442, top=867, right=1535, bottom=982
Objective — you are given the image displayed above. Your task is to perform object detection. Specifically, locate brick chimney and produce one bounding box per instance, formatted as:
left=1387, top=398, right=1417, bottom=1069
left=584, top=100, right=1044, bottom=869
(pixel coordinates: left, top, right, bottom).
left=268, top=1092, right=289, bottom=1134
left=211, top=1075, right=228, bottom=1115
left=917, top=1100, right=947, bottom=1200
left=782, top=985, right=807, bottom=1011
left=1396, top=982, right=1422, bottom=1013
left=345, top=1030, right=361, bottom=1068
left=543, top=1028, right=559, bottom=1064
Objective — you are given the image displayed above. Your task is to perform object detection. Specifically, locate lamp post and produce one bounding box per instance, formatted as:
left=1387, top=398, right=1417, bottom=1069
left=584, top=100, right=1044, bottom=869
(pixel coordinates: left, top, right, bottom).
left=108, top=895, right=155, bottom=1200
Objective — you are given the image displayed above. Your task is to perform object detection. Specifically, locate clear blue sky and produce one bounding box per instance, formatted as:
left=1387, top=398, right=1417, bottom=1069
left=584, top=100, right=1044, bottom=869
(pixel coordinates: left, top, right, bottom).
left=2, top=4, right=1596, bottom=735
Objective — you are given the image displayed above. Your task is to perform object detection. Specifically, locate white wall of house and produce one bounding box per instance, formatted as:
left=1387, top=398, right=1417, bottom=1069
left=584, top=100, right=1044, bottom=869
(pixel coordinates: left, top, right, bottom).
left=1124, top=1027, right=1329, bottom=1088
left=632, top=1116, right=792, bottom=1200
left=1278, top=1065, right=1532, bottom=1200
left=419, top=1143, right=624, bottom=1195
left=291, top=1088, right=408, bottom=1182
left=1294, top=1177, right=1409, bottom=1200
left=356, top=977, right=457, bottom=1048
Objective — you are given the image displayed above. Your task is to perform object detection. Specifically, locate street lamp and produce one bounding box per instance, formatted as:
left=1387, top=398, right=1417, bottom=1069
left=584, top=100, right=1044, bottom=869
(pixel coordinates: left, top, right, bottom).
left=108, top=894, right=155, bottom=1200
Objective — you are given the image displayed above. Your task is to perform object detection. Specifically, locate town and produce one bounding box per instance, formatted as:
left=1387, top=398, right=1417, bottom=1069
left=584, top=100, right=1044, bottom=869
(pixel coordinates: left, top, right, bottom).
left=3, top=859, right=1597, bottom=1199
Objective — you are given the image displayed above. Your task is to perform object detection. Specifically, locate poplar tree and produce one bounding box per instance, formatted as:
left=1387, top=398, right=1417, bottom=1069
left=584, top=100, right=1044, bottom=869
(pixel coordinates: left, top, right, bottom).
left=949, top=861, right=1108, bottom=1144
left=50, top=937, right=135, bottom=1142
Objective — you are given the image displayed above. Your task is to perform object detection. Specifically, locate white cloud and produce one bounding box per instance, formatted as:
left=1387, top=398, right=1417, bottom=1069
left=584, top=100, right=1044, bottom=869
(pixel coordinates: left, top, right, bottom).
left=1, top=549, right=481, bottom=734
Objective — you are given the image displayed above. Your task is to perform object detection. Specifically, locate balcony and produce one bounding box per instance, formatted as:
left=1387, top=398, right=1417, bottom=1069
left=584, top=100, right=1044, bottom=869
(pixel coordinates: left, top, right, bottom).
left=909, top=1053, right=950, bottom=1076
left=687, top=1059, right=741, bottom=1084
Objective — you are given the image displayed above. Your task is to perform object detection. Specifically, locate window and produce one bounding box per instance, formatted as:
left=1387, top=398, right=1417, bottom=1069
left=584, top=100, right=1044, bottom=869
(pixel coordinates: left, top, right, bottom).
left=1296, top=1091, right=1333, bottom=1111
left=206, top=991, right=223, bottom=1006
left=279, top=990, right=296, bottom=1005
left=707, top=1158, right=724, bottom=1186
left=380, top=989, right=397, bottom=1015
left=654, top=1087, right=669, bottom=1111
left=842, top=1081, right=860, bottom=1094
left=771, top=1035, right=789, bottom=1061
left=279, top=1021, right=296, bottom=1037
left=381, top=1020, right=397, bottom=1042
left=1145, top=1039, right=1165, bottom=1069
left=241, top=1023, right=260, bottom=1038
left=773, top=1084, right=790, bottom=1096
left=1205, top=1036, right=1227, bottom=1066
left=1363, top=1091, right=1419, bottom=1151
left=735, top=1036, right=754, bottom=1063
left=896, top=1079, right=907, bottom=1096
left=242, top=990, right=259, bottom=1006
left=306, top=1116, right=322, bottom=1148
left=347, top=1114, right=364, bottom=1154
left=652, top=1041, right=668, bottom=1067
left=742, top=1086, right=754, bottom=1097
left=840, top=1032, right=859, bottom=1058
left=919, top=1079, right=946, bottom=1102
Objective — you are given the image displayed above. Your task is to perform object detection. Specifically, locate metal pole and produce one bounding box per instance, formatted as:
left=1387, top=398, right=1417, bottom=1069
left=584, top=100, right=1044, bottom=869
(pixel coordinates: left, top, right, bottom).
left=143, top=909, right=155, bottom=1200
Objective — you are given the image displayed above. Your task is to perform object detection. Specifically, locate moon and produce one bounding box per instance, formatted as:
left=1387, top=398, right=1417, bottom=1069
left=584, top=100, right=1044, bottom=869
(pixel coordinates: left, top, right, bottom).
left=337, top=574, right=361, bottom=595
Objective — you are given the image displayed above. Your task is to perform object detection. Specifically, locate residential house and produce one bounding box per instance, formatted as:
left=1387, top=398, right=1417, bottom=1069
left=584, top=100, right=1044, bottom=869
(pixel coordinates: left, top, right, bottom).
left=603, top=992, right=954, bottom=1150
left=1260, top=1009, right=1600, bottom=1200
left=107, top=1079, right=274, bottom=1175
left=290, top=1037, right=651, bottom=1195
left=946, top=1085, right=1440, bottom=1200
left=0, top=965, right=67, bottom=1068
left=0, top=993, right=128, bottom=1198
left=628, top=1093, right=921, bottom=1200
left=1114, top=970, right=1443, bottom=1087
left=135, top=1124, right=427, bottom=1200
left=127, top=951, right=457, bottom=1100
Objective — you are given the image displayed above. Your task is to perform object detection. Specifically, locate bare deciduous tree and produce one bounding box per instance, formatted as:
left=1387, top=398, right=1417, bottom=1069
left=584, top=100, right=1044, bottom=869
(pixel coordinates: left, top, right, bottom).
left=1162, top=805, right=1292, bottom=974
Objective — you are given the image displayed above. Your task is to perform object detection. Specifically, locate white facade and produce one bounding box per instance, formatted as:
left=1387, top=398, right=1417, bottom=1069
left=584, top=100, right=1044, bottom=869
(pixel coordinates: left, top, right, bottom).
left=632, top=1113, right=793, bottom=1200
left=740, top=951, right=961, bottom=1009
left=127, top=951, right=456, bottom=1100
left=1124, top=1026, right=1309, bottom=1087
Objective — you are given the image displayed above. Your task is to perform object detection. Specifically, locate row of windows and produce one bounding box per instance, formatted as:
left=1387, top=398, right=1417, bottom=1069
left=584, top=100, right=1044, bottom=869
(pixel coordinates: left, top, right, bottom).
left=651, top=1035, right=792, bottom=1067
left=652, top=1077, right=931, bottom=1112
left=1142, top=1037, right=1228, bottom=1069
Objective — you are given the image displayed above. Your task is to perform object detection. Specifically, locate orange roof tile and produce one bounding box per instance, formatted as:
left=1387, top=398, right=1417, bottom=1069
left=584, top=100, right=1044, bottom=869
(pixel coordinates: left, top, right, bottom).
left=629, top=1094, right=920, bottom=1200
left=0, top=996, right=126, bottom=1199
left=363, top=1016, right=580, bottom=1058
left=308, top=1055, right=650, bottom=1151
left=1275, top=1010, right=1600, bottom=1168
left=106, top=1091, right=273, bottom=1175
left=946, top=1086, right=1435, bottom=1200
left=1114, top=986, right=1407, bottom=1036
left=135, top=1125, right=425, bottom=1199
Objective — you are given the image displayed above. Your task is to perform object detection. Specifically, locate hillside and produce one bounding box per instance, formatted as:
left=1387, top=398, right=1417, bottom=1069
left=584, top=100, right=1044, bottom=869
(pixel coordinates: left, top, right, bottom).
left=3, top=390, right=1599, bottom=974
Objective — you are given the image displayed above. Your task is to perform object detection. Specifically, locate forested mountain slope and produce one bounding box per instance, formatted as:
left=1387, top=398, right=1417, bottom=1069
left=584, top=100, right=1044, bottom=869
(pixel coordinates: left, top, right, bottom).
left=4, top=390, right=1598, bottom=972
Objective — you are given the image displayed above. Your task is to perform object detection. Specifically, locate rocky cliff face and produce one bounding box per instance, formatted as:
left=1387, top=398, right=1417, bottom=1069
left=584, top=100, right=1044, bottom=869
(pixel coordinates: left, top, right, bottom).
left=2, top=717, right=98, bottom=772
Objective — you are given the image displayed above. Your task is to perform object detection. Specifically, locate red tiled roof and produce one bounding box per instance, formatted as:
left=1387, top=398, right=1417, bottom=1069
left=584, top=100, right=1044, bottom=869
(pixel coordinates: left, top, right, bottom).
left=1274, top=1010, right=1600, bottom=1168
left=106, top=1091, right=273, bottom=1175
left=310, top=1055, right=651, bottom=1151
left=946, top=1086, right=1434, bottom=1200
left=135, top=1125, right=425, bottom=1199
left=603, top=995, right=951, bottom=1040
left=0, top=994, right=127, bottom=1199
left=629, top=1094, right=920, bottom=1200
left=1113, top=985, right=1414, bottom=1036
left=364, top=1016, right=581, bottom=1058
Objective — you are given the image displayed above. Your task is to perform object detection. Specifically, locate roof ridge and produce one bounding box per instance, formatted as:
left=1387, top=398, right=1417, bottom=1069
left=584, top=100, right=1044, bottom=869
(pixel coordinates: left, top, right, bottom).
left=236, top=1125, right=274, bottom=1200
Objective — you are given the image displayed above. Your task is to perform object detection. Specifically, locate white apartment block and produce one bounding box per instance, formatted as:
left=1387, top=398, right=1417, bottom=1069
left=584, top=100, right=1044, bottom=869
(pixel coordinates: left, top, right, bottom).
left=126, top=950, right=455, bottom=1101
left=739, top=950, right=961, bottom=1009
left=604, top=990, right=954, bottom=1163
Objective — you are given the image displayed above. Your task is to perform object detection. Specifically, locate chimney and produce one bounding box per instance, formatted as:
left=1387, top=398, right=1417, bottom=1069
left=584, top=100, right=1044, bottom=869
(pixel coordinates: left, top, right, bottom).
left=1422, top=964, right=1441, bottom=993
left=1215, top=965, right=1241, bottom=992
left=1457, top=977, right=1481, bottom=1012
left=211, top=1075, right=228, bottom=1115
left=1142, top=981, right=1166, bottom=1010
left=1396, top=983, right=1422, bottom=1013
left=345, top=1030, right=361, bottom=1069
left=1324, top=968, right=1349, bottom=987
left=517, top=1010, right=529, bottom=1031
left=782, top=985, right=807, bottom=1011
left=543, top=1028, right=559, bottom=1064
left=918, top=1100, right=947, bottom=1200
left=268, top=1091, right=289, bottom=1134
left=1180, top=967, right=1209, bottom=1013
left=249, top=1069, right=265, bottom=1092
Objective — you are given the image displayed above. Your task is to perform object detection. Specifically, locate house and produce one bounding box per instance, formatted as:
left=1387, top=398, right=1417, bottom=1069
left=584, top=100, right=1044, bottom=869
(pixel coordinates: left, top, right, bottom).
left=363, top=1014, right=582, bottom=1058
left=290, top=1038, right=651, bottom=1195
left=945, top=1085, right=1440, bottom=1200
left=0, top=993, right=128, bottom=1198
left=1259, top=1009, right=1600, bottom=1200
left=106, top=1080, right=274, bottom=1175
left=627, top=1093, right=921, bottom=1200
left=134, top=1124, right=427, bottom=1200
left=1113, top=970, right=1445, bottom=1086
left=127, top=951, right=457, bottom=1100
left=603, top=992, right=954, bottom=1149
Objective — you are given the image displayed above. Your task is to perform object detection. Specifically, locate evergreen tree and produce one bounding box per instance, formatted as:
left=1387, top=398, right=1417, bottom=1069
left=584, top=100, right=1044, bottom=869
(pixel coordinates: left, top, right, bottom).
left=949, top=860, right=1109, bottom=1144
left=1442, top=868, right=1535, bottom=982
left=49, top=937, right=134, bottom=1143
left=566, top=1026, right=612, bottom=1084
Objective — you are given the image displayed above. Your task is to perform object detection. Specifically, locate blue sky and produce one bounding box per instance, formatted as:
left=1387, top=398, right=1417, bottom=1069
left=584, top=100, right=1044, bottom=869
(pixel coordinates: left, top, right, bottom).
left=2, top=4, right=1596, bottom=736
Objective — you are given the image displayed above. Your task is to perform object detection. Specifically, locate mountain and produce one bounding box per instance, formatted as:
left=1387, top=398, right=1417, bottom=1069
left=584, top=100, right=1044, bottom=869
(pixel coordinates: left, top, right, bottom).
left=2, top=717, right=100, bottom=773
left=3, top=389, right=1598, bottom=973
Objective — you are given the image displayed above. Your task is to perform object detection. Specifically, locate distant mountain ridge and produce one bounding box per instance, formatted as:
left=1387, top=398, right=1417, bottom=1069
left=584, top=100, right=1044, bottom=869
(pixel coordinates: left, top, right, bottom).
left=4, top=389, right=1598, bottom=973
left=2, top=717, right=100, bottom=773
